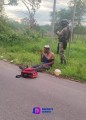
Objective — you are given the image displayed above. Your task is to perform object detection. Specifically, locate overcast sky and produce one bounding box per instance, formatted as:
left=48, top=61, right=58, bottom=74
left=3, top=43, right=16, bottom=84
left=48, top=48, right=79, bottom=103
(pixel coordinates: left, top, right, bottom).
left=4, top=0, right=70, bottom=25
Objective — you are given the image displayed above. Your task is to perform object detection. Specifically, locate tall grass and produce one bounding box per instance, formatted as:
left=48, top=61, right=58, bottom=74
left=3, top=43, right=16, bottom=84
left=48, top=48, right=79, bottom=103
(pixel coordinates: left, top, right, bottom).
left=0, top=35, right=86, bottom=82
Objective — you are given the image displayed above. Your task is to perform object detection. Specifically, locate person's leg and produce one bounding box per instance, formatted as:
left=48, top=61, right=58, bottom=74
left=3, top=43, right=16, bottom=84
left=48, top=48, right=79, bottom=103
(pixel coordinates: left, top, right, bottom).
left=59, top=42, right=66, bottom=64
left=19, top=64, right=51, bottom=72
left=32, top=65, right=40, bottom=68
left=19, top=65, right=27, bottom=70
left=33, top=65, right=45, bottom=72
left=57, top=43, right=59, bottom=54
left=33, top=65, right=51, bottom=72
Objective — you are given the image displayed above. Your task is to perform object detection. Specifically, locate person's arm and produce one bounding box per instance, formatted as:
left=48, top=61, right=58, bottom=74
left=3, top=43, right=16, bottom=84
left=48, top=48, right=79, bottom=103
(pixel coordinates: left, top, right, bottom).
left=57, top=28, right=66, bottom=37
left=43, top=53, right=55, bottom=66
left=40, top=50, right=44, bottom=62
left=43, top=60, right=54, bottom=66
left=41, top=54, right=43, bottom=62
left=57, top=30, right=63, bottom=36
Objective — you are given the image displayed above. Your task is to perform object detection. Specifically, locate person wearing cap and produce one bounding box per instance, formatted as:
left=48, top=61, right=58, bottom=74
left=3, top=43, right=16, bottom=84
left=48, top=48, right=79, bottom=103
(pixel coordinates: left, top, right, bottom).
left=40, top=45, right=55, bottom=66
left=19, top=45, right=55, bottom=72
left=56, top=19, right=71, bottom=64
left=32, top=45, right=55, bottom=72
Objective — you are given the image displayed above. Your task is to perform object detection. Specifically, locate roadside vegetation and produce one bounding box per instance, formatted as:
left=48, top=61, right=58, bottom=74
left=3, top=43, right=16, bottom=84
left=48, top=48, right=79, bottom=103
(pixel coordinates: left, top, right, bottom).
left=0, top=16, right=86, bottom=82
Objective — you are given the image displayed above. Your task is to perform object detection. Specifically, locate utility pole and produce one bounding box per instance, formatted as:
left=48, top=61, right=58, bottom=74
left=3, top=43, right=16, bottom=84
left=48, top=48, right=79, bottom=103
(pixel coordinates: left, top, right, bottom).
left=71, top=0, right=76, bottom=42
left=68, top=0, right=76, bottom=60
left=0, top=0, right=4, bottom=16
left=52, top=0, right=56, bottom=35
left=0, top=0, right=4, bottom=5
left=50, top=0, right=56, bottom=49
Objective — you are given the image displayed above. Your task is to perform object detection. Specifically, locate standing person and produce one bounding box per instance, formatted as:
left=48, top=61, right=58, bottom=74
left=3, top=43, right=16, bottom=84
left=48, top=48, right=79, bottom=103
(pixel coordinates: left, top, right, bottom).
left=56, top=19, right=71, bottom=64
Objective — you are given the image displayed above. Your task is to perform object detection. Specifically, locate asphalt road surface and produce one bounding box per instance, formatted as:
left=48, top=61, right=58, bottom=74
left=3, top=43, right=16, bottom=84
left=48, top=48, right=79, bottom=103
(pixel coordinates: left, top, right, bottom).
left=0, top=60, right=86, bottom=120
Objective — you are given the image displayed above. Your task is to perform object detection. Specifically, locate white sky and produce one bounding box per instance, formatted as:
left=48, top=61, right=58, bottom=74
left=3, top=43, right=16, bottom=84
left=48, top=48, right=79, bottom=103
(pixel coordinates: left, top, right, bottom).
left=4, top=0, right=70, bottom=25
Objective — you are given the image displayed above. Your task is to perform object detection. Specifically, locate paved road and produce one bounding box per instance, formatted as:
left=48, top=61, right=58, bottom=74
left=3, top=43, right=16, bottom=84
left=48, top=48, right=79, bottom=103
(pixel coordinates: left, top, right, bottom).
left=0, top=60, right=86, bottom=120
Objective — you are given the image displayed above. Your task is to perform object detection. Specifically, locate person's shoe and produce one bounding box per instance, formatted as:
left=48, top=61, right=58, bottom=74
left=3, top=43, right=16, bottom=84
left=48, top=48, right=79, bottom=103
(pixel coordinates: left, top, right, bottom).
left=19, top=65, right=25, bottom=70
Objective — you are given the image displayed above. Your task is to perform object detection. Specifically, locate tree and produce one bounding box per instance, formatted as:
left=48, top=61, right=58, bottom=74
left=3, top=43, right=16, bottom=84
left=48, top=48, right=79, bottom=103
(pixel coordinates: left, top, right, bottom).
left=74, top=25, right=86, bottom=34
left=0, top=3, right=4, bottom=17
left=4, top=0, right=41, bottom=28
left=8, top=0, right=17, bottom=5
left=50, top=9, right=73, bottom=34
left=57, top=9, right=73, bottom=21
left=69, top=0, right=86, bottom=26
left=50, top=0, right=86, bottom=28
left=21, top=0, right=41, bottom=28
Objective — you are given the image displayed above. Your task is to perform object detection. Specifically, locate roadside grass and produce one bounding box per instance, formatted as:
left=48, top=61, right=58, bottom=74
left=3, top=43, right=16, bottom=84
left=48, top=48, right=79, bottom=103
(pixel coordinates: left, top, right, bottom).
left=0, top=37, right=86, bottom=82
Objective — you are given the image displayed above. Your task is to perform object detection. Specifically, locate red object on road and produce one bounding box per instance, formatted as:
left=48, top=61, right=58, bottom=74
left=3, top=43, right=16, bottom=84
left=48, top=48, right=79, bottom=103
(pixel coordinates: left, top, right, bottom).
left=21, top=68, right=38, bottom=78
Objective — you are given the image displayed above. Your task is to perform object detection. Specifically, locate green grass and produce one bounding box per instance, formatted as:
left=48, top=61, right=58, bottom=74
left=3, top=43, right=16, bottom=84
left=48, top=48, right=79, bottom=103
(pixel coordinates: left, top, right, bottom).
left=0, top=37, right=86, bottom=82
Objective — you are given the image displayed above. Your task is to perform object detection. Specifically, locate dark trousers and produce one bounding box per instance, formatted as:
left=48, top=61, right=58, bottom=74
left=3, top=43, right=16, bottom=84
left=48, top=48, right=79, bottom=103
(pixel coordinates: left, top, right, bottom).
left=32, top=64, right=51, bottom=72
